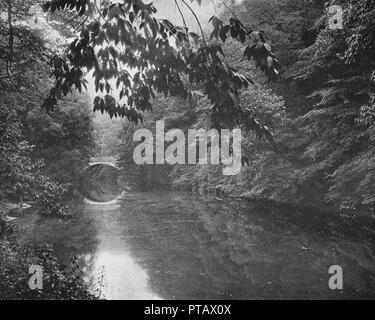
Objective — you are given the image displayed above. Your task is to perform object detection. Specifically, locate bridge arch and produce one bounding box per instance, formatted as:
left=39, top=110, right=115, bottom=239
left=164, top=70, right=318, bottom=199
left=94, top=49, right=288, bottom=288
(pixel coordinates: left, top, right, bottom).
left=84, top=157, right=121, bottom=202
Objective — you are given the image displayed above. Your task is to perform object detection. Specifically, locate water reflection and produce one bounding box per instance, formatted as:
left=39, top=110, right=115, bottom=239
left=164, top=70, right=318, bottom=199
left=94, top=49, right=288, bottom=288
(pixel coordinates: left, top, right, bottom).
left=80, top=248, right=160, bottom=300
left=21, top=192, right=375, bottom=300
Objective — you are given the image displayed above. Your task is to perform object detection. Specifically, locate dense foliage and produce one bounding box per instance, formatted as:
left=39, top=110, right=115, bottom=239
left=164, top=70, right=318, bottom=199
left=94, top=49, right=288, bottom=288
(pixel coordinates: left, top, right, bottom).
left=0, top=223, right=96, bottom=300
left=0, top=0, right=94, bottom=214
left=0, top=0, right=97, bottom=300
left=117, top=0, right=375, bottom=210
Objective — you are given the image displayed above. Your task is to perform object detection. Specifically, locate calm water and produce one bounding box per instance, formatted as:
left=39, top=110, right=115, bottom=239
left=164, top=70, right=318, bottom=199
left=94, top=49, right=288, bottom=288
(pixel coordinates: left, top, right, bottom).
left=20, top=192, right=375, bottom=299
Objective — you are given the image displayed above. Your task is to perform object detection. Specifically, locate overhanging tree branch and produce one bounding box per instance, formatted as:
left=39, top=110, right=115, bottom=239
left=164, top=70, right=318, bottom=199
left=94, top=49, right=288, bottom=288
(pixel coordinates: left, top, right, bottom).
left=180, top=0, right=206, bottom=44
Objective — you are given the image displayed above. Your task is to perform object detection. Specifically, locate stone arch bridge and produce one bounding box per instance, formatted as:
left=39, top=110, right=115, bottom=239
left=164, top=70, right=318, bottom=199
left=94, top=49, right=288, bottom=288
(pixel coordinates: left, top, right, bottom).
left=86, top=157, right=121, bottom=202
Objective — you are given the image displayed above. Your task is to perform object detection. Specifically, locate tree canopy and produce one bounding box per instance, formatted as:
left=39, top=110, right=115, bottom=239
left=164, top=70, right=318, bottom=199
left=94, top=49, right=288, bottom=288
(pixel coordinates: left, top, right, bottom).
left=41, top=0, right=280, bottom=142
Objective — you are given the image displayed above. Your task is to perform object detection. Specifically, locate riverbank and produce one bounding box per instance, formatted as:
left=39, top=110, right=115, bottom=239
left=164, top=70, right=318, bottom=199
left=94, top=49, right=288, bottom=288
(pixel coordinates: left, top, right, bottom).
left=0, top=201, right=97, bottom=300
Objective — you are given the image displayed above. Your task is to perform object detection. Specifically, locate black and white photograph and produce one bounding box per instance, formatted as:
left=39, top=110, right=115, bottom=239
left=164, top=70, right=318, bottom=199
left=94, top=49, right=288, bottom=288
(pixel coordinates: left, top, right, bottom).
left=0, top=0, right=375, bottom=304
